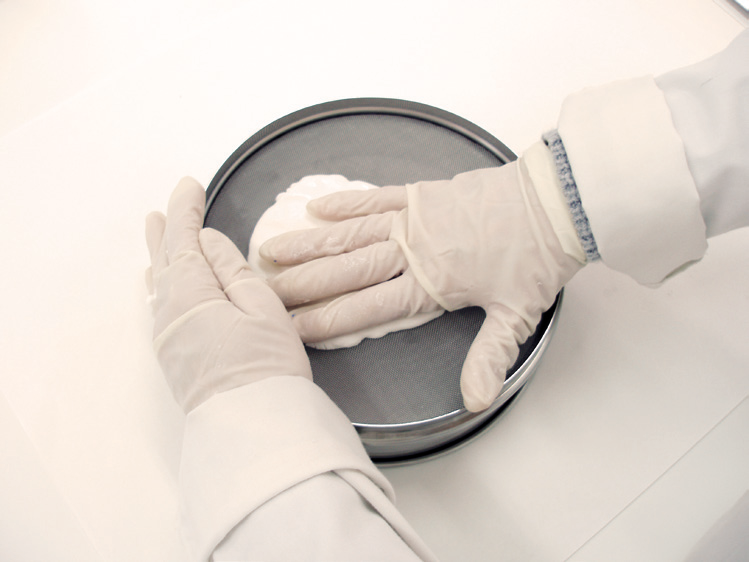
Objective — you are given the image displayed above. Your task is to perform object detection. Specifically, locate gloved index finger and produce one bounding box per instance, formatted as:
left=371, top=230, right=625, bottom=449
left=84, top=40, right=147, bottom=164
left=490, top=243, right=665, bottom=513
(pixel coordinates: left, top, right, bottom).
left=307, top=185, right=408, bottom=220
left=165, top=177, right=207, bottom=261
left=269, top=239, right=408, bottom=307
left=260, top=211, right=396, bottom=265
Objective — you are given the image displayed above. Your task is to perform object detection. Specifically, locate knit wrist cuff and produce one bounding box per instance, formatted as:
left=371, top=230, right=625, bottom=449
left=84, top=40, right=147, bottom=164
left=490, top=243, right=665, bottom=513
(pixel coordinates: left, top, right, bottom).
left=542, top=130, right=600, bottom=262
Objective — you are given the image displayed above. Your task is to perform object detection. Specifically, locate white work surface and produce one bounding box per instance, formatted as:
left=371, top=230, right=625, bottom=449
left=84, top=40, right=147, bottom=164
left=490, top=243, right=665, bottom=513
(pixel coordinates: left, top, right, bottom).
left=1, top=1, right=747, bottom=560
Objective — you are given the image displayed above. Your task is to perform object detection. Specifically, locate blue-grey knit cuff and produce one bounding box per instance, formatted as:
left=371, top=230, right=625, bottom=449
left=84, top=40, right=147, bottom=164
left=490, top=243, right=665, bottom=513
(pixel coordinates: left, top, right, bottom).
left=542, top=130, right=600, bottom=262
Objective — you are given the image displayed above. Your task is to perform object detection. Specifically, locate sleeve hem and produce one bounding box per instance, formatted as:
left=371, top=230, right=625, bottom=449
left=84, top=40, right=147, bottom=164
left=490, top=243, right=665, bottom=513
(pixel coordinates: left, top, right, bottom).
left=178, top=376, right=392, bottom=561
left=557, top=76, right=707, bottom=285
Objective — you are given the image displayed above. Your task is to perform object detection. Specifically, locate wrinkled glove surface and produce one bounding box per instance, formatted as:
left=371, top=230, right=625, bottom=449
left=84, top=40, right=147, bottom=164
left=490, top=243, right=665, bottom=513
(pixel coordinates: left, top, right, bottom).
left=262, top=161, right=582, bottom=412
left=145, top=177, right=312, bottom=413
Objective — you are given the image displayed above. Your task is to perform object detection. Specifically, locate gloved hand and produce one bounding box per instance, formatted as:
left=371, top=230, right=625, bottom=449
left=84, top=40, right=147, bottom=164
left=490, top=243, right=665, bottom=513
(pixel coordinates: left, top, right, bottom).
left=145, top=177, right=312, bottom=413
left=261, top=148, right=585, bottom=412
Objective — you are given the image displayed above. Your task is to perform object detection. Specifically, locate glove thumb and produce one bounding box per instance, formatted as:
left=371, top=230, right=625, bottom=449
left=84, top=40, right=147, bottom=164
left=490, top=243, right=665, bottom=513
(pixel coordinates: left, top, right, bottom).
left=199, top=228, right=267, bottom=315
left=460, top=306, right=529, bottom=412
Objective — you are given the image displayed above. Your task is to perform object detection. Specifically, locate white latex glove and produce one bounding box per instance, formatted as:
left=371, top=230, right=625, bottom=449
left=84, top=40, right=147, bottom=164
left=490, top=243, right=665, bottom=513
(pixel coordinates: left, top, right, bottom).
left=261, top=154, right=584, bottom=412
left=145, top=177, right=312, bottom=413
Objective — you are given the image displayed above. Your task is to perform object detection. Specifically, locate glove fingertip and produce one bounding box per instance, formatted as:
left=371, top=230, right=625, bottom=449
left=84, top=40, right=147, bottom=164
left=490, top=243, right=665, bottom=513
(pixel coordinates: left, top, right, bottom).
left=461, top=363, right=507, bottom=413
left=145, top=210, right=166, bottom=227
left=460, top=310, right=523, bottom=412
left=198, top=226, right=227, bottom=247
left=199, top=227, right=257, bottom=285
left=290, top=309, right=320, bottom=342
left=174, top=176, right=205, bottom=196
left=198, top=227, right=227, bottom=261
left=290, top=306, right=339, bottom=344
left=307, top=186, right=408, bottom=220
left=306, top=195, right=341, bottom=220
left=258, top=237, right=282, bottom=263
left=306, top=189, right=378, bottom=220
left=259, top=233, right=310, bottom=266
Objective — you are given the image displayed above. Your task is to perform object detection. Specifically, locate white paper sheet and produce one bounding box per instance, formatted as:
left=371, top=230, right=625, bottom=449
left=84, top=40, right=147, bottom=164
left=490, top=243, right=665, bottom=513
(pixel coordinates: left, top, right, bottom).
left=0, top=2, right=745, bottom=560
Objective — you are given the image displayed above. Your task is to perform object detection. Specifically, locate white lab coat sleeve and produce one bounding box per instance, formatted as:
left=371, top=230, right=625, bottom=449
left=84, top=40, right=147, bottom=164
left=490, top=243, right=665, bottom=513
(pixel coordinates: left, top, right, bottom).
left=178, top=376, right=437, bottom=562
left=656, top=29, right=749, bottom=239
left=556, top=29, right=749, bottom=285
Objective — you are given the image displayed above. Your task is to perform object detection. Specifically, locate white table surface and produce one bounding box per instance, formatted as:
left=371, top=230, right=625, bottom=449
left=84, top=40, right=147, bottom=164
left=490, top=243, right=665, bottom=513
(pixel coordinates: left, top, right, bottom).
left=1, top=1, right=747, bottom=560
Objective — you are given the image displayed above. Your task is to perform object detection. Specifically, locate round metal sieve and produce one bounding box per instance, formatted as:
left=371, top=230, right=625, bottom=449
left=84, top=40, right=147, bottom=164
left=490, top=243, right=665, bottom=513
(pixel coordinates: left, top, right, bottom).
left=205, top=98, right=561, bottom=465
